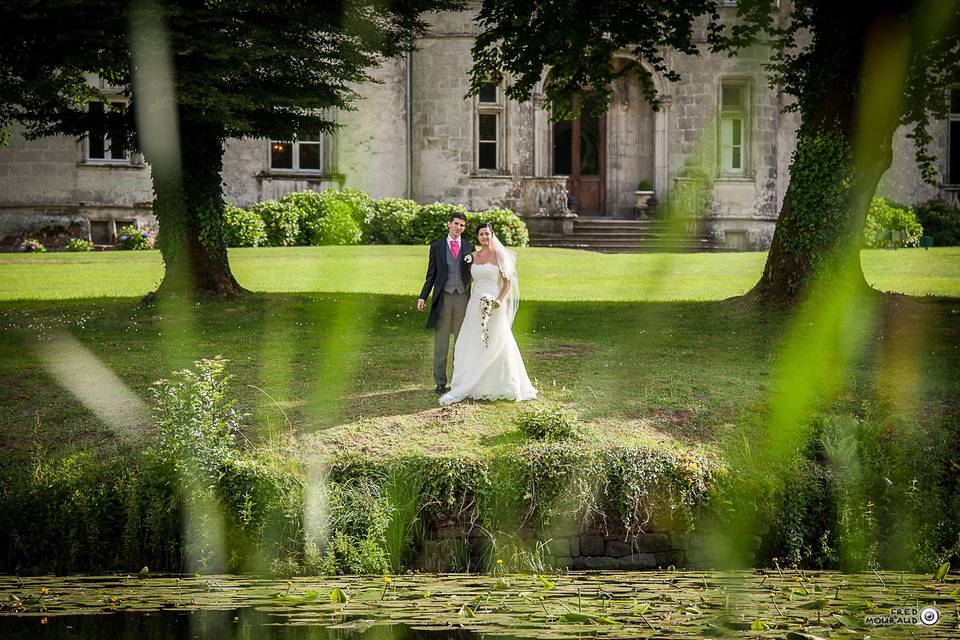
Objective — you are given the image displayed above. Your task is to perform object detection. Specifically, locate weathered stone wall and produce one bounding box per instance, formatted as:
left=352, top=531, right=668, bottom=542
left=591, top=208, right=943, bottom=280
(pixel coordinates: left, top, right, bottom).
left=0, top=129, right=154, bottom=248
left=877, top=124, right=947, bottom=205
left=221, top=59, right=409, bottom=207
left=418, top=522, right=761, bottom=572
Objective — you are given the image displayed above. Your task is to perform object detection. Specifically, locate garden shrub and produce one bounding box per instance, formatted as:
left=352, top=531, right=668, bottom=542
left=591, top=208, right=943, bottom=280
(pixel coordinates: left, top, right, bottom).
left=252, top=199, right=300, bottom=246
left=325, top=187, right=375, bottom=230
left=116, top=225, right=151, bottom=250
left=278, top=190, right=326, bottom=245
left=514, top=406, right=577, bottom=441
left=914, top=197, right=960, bottom=246
left=365, top=198, right=419, bottom=244
left=412, top=203, right=470, bottom=244
left=66, top=238, right=94, bottom=252
left=862, top=197, right=923, bottom=248
left=312, top=200, right=363, bottom=245
left=224, top=204, right=267, bottom=247
left=278, top=190, right=363, bottom=246
left=469, top=208, right=529, bottom=246
left=20, top=238, right=46, bottom=253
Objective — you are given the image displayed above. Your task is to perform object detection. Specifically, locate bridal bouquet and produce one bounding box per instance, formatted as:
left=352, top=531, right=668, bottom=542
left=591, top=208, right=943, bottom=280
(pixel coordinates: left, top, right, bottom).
left=478, top=294, right=500, bottom=348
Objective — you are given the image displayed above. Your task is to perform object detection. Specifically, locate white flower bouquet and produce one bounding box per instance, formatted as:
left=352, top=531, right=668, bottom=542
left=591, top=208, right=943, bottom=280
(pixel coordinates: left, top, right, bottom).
left=478, top=294, right=500, bottom=348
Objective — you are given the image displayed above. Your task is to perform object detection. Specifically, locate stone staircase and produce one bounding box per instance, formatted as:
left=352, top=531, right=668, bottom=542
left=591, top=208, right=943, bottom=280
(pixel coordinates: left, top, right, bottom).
left=529, top=217, right=725, bottom=253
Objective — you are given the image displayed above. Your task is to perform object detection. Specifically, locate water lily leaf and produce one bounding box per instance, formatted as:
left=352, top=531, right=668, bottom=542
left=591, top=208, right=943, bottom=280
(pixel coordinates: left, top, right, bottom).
left=635, top=602, right=651, bottom=614
left=797, top=599, right=828, bottom=610
left=701, top=623, right=734, bottom=637
left=785, top=632, right=828, bottom=640
left=458, top=604, right=475, bottom=618
left=492, top=578, right=510, bottom=591
left=750, top=619, right=768, bottom=630
left=558, top=611, right=615, bottom=625
left=536, top=575, right=556, bottom=591
left=832, top=613, right=864, bottom=630
left=329, top=588, right=349, bottom=603
left=935, top=562, right=950, bottom=581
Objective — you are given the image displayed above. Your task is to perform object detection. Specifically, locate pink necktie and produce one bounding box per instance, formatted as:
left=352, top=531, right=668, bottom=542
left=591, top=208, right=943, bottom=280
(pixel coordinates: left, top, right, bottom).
left=450, top=239, right=460, bottom=259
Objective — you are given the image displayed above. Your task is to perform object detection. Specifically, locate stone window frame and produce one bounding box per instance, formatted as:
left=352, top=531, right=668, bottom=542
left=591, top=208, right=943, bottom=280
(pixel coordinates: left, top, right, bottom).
left=947, top=86, right=960, bottom=185
left=473, top=81, right=507, bottom=175
left=267, top=133, right=329, bottom=175
left=265, top=110, right=336, bottom=177
left=90, top=218, right=138, bottom=245
left=82, top=99, right=138, bottom=166
left=716, top=78, right=752, bottom=179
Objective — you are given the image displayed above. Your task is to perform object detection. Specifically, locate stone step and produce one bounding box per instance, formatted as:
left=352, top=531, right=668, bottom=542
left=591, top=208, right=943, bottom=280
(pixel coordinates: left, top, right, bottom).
left=529, top=215, right=721, bottom=253
left=565, top=231, right=705, bottom=240
left=530, top=241, right=724, bottom=253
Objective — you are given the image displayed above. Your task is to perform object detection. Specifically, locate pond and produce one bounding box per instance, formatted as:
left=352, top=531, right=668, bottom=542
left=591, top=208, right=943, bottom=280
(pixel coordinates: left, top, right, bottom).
left=1, top=570, right=957, bottom=639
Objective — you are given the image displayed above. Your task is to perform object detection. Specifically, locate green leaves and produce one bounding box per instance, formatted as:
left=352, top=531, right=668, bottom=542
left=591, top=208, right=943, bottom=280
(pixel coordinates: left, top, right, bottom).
left=935, top=562, right=950, bottom=582
left=536, top=575, right=556, bottom=591
left=558, top=611, right=616, bottom=625
left=329, top=587, right=349, bottom=603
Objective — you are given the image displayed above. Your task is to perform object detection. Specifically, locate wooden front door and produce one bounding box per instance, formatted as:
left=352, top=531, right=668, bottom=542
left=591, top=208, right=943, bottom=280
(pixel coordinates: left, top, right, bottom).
left=552, top=97, right=606, bottom=215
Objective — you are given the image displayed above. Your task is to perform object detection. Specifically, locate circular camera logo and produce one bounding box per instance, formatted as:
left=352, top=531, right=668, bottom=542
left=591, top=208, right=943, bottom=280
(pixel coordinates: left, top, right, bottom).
left=919, top=606, right=940, bottom=626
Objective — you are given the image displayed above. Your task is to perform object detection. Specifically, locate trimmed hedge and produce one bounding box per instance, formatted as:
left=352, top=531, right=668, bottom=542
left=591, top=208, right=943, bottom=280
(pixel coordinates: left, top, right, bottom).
left=225, top=189, right=529, bottom=248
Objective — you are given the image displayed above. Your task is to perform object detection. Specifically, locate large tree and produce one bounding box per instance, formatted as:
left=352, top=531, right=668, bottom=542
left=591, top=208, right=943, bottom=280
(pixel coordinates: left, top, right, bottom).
left=1, top=0, right=461, bottom=297
left=469, top=0, right=960, bottom=303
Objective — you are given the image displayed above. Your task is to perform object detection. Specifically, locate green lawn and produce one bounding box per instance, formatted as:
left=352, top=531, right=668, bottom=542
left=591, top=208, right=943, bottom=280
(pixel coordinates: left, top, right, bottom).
left=1, top=246, right=957, bottom=463
left=1, top=246, right=958, bottom=301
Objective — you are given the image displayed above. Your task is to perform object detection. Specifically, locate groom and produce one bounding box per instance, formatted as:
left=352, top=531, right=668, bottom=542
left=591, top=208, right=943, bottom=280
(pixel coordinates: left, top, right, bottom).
left=417, top=211, right=475, bottom=394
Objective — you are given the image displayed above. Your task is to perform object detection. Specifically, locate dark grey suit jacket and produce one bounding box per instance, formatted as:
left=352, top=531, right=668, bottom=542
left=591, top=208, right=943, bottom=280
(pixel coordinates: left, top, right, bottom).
left=419, top=237, right=474, bottom=329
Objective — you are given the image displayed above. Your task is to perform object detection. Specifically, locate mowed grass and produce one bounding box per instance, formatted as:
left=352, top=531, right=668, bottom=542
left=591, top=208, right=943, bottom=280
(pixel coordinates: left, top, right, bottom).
left=0, top=247, right=957, bottom=462
left=1, top=246, right=958, bottom=301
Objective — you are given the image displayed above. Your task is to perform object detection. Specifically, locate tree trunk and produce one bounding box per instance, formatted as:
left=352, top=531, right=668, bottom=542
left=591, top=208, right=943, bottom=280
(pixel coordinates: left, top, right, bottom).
left=751, top=13, right=904, bottom=306
left=147, top=118, right=247, bottom=299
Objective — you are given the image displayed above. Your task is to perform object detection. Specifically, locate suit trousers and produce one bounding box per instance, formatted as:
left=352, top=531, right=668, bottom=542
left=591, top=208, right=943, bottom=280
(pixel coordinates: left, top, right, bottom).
left=433, top=290, right=468, bottom=387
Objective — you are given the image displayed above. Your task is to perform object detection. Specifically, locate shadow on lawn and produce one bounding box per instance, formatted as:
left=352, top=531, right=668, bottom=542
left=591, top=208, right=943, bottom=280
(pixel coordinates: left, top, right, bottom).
left=0, top=291, right=957, bottom=452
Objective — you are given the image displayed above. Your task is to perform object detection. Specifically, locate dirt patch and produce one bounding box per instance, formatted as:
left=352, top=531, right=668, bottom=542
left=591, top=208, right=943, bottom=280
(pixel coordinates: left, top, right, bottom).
left=533, top=343, right=592, bottom=359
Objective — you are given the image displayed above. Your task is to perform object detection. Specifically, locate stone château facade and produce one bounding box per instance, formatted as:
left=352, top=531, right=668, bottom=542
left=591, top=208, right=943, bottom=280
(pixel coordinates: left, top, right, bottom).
left=1, top=7, right=957, bottom=250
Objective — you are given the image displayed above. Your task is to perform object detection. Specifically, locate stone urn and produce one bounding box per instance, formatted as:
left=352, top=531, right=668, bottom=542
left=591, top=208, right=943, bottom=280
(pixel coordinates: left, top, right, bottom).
left=634, top=190, right=656, bottom=217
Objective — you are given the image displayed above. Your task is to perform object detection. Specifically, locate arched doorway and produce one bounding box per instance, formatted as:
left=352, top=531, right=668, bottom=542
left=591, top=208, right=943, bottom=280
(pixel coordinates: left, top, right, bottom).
left=552, top=96, right=606, bottom=215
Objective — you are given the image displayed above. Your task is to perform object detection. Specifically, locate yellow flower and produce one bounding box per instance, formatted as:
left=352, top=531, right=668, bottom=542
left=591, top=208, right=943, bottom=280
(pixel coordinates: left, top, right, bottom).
left=38, top=587, right=49, bottom=595
left=496, top=559, right=504, bottom=565
left=384, top=577, right=392, bottom=584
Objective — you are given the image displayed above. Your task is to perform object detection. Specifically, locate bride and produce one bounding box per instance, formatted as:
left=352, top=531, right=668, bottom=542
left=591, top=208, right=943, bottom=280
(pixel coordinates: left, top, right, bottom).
left=439, top=225, right=537, bottom=405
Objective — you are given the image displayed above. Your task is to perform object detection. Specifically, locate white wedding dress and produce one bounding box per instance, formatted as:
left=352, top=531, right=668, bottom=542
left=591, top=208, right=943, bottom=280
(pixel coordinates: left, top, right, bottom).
left=439, top=262, right=537, bottom=405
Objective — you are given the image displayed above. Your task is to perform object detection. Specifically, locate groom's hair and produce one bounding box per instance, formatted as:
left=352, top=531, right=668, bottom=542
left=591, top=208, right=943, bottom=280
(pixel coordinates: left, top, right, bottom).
left=449, top=211, right=467, bottom=223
